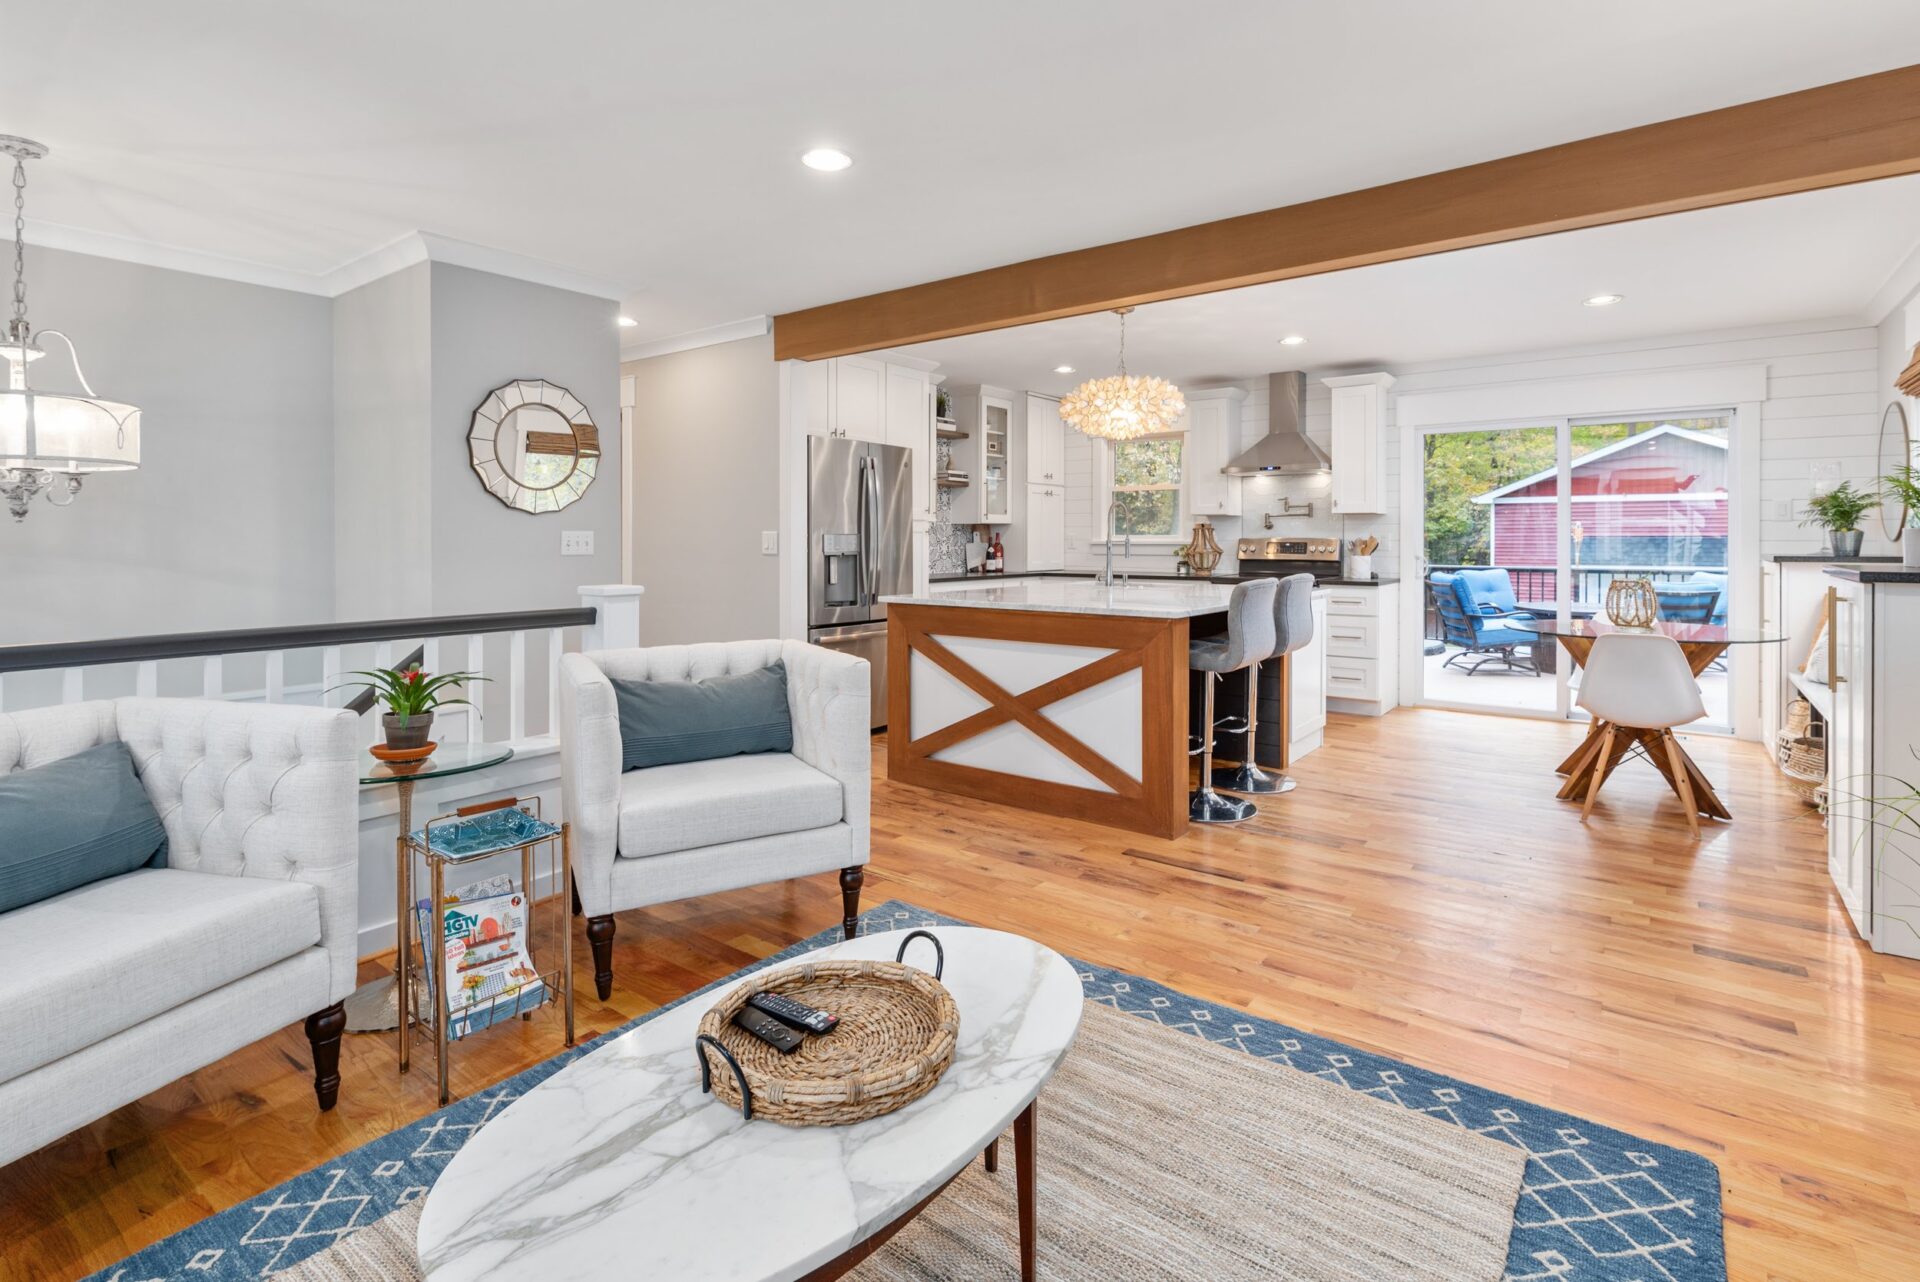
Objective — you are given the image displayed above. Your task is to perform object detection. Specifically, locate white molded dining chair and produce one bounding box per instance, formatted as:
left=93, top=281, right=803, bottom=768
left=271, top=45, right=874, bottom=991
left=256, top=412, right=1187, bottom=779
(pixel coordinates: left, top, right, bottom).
left=1573, top=632, right=1709, bottom=836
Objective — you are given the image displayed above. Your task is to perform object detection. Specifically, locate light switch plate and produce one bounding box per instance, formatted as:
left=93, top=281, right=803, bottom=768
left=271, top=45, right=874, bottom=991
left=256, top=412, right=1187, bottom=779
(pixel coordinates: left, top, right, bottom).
left=561, top=530, right=594, bottom=556
left=761, top=530, right=778, bottom=555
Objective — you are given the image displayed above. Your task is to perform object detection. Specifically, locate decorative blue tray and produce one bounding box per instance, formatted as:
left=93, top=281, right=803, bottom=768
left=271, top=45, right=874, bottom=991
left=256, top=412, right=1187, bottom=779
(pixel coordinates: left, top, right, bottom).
left=410, top=806, right=561, bottom=858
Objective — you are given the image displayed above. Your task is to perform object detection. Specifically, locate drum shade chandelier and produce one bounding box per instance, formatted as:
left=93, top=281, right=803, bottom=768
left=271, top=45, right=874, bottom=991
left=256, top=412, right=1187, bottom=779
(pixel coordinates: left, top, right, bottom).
left=2, top=136, right=141, bottom=522
left=1058, top=307, right=1185, bottom=442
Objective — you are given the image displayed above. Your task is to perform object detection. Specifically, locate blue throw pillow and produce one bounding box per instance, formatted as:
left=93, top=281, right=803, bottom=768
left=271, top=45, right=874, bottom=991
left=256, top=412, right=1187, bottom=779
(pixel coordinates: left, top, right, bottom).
left=611, top=662, right=794, bottom=771
left=0, top=740, right=169, bottom=914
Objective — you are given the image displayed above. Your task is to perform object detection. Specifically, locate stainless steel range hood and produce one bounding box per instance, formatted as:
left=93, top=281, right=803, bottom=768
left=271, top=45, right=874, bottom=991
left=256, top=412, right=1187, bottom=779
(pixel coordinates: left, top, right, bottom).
left=1222, top=372, right=1329, bottom=475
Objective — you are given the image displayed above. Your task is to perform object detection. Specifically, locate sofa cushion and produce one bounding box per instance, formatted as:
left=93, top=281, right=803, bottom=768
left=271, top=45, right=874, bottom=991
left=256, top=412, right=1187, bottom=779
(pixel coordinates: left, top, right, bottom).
left=0, top=867, right=321, bottom=1084
left=611, top=662, right=794, bottom=771
left=617, top=752, right=843, bottom=860
left=0, top=740, right=168, bottom=915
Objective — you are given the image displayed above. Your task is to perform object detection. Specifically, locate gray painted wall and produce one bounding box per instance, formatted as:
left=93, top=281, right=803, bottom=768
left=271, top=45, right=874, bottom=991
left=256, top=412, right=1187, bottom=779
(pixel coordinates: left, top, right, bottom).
left=427, top=262, right=623, bottom=614
left=623, top=334, right=780, bottom=645
left=333, top=263, right=431, bottom=621
left=0, top=243, right=334, bottom=645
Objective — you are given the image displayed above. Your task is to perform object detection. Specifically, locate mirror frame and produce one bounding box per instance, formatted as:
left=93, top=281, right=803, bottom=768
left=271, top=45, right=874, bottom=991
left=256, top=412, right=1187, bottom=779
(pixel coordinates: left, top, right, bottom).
left=467, top=378, right=600, bottom=515
left=1879, top=400, right=1911, bottom=543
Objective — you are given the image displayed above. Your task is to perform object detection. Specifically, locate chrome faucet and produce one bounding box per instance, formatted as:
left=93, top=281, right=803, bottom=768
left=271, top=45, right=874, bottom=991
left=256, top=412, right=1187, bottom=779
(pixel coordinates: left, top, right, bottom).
left=1099, top=499, right=1132, bottom=585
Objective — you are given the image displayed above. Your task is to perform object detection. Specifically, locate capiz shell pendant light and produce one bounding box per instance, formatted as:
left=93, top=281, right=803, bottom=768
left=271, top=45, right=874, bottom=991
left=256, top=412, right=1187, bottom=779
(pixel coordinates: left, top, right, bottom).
left=1, top=136, right=141, bottom=522
left=1059, top=307, right=1185, bottom=442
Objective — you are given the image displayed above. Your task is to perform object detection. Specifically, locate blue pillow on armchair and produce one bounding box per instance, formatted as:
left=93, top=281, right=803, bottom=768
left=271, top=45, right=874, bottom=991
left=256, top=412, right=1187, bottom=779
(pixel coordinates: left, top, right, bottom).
left=0, top=740, right=168, bottom=914
left=610, top=662, right=794, bottom=771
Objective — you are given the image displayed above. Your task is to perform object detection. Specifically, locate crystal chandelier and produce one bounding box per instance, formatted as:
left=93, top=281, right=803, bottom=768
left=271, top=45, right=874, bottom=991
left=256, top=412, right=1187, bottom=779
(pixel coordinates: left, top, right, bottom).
left=1058, top=306, right=1184, bottom=442
left=2, top=136, right=141, bottom=522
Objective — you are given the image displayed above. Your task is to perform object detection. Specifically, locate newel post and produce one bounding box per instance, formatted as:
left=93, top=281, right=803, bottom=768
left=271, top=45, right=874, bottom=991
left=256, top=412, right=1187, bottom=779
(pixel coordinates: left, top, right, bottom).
left=579, top=585, right=645, bottom=652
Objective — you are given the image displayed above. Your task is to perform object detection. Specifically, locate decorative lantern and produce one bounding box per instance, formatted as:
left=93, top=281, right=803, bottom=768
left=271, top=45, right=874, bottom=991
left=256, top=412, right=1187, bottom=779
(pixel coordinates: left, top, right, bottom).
left=1605, top=578, right=1659, bottom=629
left=1184, top=522, right=1223, bottom=577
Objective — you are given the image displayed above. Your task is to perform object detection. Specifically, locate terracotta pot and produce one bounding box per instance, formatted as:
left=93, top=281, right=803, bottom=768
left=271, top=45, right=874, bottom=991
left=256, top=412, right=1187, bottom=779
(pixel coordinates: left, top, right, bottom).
left=382, top=711, right=434, bottom=751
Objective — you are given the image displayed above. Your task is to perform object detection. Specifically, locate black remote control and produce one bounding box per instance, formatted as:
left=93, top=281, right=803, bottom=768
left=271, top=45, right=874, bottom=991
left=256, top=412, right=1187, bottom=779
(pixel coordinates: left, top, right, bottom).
left=747, top=992, right=839, bottom=1035
left=733, top=1005, right=805, bottom=1054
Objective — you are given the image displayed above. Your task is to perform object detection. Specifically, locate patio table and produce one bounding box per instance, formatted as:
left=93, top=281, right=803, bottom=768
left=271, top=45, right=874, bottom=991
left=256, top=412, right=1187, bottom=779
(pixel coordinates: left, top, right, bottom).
left=1510, top=603, right=1598, bottom=674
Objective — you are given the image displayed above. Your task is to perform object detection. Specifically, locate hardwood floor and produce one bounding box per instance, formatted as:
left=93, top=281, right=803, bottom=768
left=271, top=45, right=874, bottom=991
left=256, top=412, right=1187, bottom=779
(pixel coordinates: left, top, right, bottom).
left=4, top=708, right=1917, bottom=1281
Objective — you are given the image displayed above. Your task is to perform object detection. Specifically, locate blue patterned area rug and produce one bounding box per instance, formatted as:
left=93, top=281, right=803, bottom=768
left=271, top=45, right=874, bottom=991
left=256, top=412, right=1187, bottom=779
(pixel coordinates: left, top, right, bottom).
left=90, top=902, right=1724, bottom=1282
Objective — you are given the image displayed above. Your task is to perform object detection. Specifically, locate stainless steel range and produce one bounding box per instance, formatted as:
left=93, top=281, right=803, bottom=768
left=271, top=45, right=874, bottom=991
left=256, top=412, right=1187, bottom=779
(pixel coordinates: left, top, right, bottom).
left=1235, top=537, right=1342, bottom=581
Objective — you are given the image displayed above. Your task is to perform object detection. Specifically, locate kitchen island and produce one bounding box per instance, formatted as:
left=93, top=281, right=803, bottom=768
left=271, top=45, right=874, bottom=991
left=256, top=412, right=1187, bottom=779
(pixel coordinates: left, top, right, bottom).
left=880, top=579, right=1269, bottom=839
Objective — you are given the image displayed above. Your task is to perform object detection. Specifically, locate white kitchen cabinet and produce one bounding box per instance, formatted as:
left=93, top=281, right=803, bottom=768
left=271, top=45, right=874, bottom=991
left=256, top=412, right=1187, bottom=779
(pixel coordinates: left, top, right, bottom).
left=1323, top=372, right=1394, bottom=516
left=1025, top=394, right=1065, bottom=486
left=1287, top=591, right=1330, bottom=757
left=834, top=355, right=887, bottom=443
left=947, top=385, right=1015, bottom=525
left=1823, top=574, right=1920, bottom=959
left=1321, top=583, right=1400, bottom=715
left=1025, top=483, right=1065, bottom=570
left=1184, top=387, right=1246, bottom=517
left=886, top=363, right=933, bottom=515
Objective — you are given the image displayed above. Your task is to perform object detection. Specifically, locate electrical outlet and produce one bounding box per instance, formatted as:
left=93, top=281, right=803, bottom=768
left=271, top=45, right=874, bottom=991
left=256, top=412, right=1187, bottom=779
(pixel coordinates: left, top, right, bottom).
left=560, top=530, right=594, bottom=556
left=761, top=530, right=778, bottom=555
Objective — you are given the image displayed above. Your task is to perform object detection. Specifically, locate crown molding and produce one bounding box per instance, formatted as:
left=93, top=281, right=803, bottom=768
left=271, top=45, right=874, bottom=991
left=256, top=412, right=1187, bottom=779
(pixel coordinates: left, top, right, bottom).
left=620, top=315, right=772, bottom=362
left=14, top=222, right=628, bottom=302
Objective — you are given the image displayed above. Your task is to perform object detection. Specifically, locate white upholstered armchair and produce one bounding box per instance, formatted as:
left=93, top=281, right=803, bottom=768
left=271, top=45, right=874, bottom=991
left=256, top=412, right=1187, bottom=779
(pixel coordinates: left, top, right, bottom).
left=558, top=640, right=871, bottom=999
left=0, top=698, right=360, bottom=1165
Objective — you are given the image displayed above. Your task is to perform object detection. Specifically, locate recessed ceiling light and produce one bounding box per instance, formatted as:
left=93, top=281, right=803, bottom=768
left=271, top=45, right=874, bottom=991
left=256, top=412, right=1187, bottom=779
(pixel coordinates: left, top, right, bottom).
left=1279, top=335, right=1306, bottom=346
left=1054, top=365, right=1076, bottom=374
left=617, top=315, right=638, bottom=328
left=801, top=148, right=853, bottom=172
left=1583, top=293, right=1624, bottom=307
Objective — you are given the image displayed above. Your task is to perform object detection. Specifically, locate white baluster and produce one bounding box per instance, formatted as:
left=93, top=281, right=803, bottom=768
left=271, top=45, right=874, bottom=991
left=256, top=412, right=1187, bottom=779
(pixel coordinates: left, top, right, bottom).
left=547, top=627, right=564, bottom=738
left=265, top=651, right=286, bottom=704
left=136, top=661, right=158, bottom=698
left=423, top=638, right=441, bottom=675
left=509, top=630, right=527, bottom=742
left=321, top=647, right=342, bottom=706
left=466, top=635, right=485, bottom=744
left=202, top=656, right=223, bottom=699
left=62, top=668, right=83, bottom=703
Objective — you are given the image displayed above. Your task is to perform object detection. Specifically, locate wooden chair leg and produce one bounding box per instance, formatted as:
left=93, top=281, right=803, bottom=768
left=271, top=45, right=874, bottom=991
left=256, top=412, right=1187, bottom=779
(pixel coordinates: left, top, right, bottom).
left=1581, top=724, right=1616, bottom=822
left=840, top=866, right=865, bottom=940
left=585, top=915, right=616, bottom=1001
left=303, top=1001, right=346, bottom=1111
left=1662, top=730, right=1701, bottom=838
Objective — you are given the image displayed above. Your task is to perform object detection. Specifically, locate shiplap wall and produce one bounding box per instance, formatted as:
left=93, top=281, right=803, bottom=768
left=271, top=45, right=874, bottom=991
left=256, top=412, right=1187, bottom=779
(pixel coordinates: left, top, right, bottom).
left=1058, top=317, right=1887, bottom=579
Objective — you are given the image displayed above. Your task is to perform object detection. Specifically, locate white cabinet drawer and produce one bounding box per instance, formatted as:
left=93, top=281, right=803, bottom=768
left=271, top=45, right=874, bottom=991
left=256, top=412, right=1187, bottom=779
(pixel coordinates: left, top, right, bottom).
left=1323, top=614, right=1377, bottom=657
left=1322, top=587, right=1381, bottom=618
left=1325, top=656, right=1379, bottom=700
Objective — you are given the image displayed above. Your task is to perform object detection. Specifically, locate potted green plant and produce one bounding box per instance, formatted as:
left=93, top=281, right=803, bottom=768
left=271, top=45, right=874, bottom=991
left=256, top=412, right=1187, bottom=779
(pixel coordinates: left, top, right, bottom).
left=331, top=665, right=485, bottom=756
left=1800, top=481, right=1878, bottom=558
left=1883, top=463, right=1920, bottom=568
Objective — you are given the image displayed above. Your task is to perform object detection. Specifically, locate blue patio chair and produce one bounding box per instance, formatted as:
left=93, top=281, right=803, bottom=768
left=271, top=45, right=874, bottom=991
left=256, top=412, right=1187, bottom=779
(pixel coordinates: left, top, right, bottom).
left=1429, top=569, right=1540, bottom=675
left=1654, top=586, right=1720, bottom=624
left=1675, top=572, right=1728, bottom=625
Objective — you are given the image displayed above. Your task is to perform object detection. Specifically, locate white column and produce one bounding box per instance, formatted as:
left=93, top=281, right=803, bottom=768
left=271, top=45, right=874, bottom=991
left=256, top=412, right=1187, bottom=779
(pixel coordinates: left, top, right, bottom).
left=579, top=584, right=645, bottom=652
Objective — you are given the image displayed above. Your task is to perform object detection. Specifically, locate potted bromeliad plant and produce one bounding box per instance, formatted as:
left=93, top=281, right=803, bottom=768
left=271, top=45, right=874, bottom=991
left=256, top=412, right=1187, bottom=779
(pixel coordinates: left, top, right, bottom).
left=332, top=664, right=486, bottom=757
left=1800, top=481, right=1878, bottom=558
left=1883, top=463, right=1920, bottom=569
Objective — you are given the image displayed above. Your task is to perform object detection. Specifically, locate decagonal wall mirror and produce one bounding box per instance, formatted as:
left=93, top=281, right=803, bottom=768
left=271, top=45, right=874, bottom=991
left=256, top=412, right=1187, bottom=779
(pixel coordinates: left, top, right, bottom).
left=468, top=378, right=601, bottom=514
left=1878, top=400, right=1910, bottom=542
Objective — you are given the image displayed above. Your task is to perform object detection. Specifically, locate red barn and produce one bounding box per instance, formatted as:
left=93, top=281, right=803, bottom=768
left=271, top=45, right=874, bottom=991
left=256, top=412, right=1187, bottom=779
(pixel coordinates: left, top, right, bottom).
left=1473, top=425, right=1729, bottom=569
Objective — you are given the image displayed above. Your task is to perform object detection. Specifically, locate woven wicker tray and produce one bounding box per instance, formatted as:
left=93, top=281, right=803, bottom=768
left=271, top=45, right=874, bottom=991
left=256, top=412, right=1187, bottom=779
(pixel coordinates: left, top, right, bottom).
left=695, top=931, right=959, bottom=1127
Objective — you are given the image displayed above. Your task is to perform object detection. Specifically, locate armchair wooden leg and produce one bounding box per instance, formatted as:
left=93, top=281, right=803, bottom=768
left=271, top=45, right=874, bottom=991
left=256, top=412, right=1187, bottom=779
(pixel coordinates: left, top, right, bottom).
left=304, top=1001, right=346, bottom=1111
left=840, top=866, right=865, bottom=940
left=586, top=915, right=616, bottom=1001
left=570, top=874, right=582, bottom=918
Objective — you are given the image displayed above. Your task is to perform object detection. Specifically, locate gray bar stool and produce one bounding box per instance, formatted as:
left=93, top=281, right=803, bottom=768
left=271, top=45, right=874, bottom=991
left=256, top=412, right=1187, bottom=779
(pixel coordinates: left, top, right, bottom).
left=1215, top=572, right=1316, bottom=795
left=1189, top=578, right=1278, bottom=823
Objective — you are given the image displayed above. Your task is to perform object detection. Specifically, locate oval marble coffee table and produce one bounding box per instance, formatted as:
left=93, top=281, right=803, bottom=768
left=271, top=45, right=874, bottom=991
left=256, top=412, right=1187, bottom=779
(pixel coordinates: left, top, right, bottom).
left=415, top=926, right=1082, bottom=1282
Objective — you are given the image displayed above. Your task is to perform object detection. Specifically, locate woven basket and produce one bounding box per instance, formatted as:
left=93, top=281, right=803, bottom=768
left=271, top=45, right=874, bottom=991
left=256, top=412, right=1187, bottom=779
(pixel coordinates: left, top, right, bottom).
left=695, top=931, right=959, bottom=1127
left=1777, top=729, right=1826, bottom=806
left=1783, top=697, right=1813, bottom=738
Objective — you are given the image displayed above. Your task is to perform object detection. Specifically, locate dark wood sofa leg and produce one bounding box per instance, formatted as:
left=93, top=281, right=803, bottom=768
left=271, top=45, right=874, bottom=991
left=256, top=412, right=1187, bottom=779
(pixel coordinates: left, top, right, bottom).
left=586, top=914, right=617, bottom=1001
left=304, top=1001, right=347, bottom=1111
left=840, top=866, right=864, bottom=940
left=571, top=875, right=583, bottom=918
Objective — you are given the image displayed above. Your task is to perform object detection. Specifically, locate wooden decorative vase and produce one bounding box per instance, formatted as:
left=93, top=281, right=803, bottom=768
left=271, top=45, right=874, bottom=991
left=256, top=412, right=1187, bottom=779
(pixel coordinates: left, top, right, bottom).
left=1604, top=578, right=1659, bottom=629
left=1186, top=522, right=1223, bottom=578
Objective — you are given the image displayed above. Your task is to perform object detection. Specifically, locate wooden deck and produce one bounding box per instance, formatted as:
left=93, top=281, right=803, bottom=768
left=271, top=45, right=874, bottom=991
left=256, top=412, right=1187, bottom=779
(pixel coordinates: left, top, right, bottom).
left=2, top=708, right=1915, bottom=1281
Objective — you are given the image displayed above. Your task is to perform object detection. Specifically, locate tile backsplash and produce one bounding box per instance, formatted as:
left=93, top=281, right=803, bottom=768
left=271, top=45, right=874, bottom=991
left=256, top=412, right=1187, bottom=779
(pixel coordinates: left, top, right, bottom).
left=928, top=433, right=970, bottom=576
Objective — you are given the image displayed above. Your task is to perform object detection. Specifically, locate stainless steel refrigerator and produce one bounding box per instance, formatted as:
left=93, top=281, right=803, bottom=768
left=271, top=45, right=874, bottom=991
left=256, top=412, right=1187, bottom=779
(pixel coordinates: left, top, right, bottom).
left=808, top=436, right=913, bottom=730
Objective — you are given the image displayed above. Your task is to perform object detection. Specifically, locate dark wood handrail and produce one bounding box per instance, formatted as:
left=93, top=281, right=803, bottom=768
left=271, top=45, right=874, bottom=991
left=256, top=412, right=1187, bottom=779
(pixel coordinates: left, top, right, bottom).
left=0, top=608, right=597, bottom=676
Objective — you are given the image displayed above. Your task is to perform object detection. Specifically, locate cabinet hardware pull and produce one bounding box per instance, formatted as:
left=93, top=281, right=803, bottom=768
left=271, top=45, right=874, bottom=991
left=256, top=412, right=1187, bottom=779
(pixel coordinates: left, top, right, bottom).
left=1827, top=587, right=1846, bottom=687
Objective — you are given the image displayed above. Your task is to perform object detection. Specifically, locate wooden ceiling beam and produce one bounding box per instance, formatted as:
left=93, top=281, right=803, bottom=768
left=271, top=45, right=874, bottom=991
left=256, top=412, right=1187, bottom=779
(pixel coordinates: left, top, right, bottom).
left=773, top=64, right=1920, bottom=361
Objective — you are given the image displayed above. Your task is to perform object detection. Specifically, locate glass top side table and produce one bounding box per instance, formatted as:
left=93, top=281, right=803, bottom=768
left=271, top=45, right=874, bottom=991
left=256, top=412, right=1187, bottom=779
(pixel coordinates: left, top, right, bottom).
left=343, top=744, right=515, bottom=1035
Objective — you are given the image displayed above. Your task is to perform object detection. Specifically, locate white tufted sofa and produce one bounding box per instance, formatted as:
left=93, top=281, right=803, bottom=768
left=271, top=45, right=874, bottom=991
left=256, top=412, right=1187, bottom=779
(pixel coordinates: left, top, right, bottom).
left=558, top=640, right=870, bottom=999
left=0, top=697, right=360, bottom=1165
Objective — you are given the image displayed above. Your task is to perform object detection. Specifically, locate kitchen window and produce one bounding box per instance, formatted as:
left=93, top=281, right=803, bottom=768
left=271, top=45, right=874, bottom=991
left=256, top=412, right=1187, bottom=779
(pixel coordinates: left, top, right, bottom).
left=1100, top=432, right=1186, bottom=540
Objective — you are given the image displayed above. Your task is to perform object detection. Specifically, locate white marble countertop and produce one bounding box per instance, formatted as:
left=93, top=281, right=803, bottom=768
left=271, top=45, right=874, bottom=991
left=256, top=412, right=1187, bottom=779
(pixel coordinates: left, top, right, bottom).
left=884, top=578, right=1243, bottom=618
left=415, top=927, right=1083, bottom=1282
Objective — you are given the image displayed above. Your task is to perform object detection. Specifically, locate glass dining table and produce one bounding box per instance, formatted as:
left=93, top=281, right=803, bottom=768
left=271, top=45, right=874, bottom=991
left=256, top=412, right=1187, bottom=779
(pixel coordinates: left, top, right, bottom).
left=1508, top=617, right=1788, bottom=822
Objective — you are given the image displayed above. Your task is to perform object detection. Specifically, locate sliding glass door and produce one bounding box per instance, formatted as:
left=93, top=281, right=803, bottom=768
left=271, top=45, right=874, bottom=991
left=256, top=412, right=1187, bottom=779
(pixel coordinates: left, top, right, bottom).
left=1415, top=409, right=1734, bottom=729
